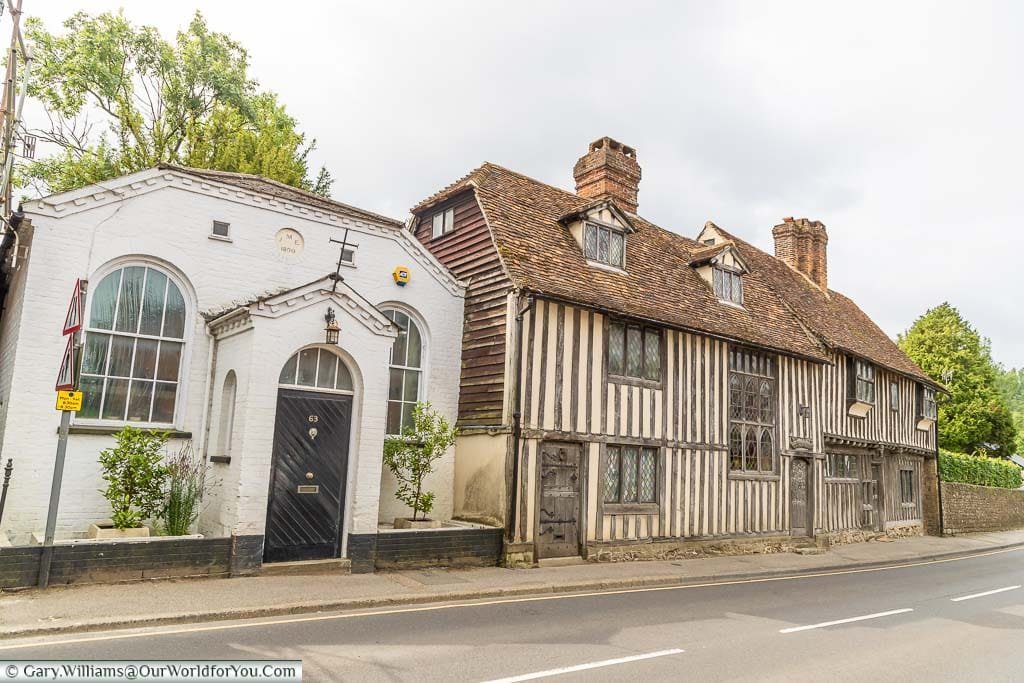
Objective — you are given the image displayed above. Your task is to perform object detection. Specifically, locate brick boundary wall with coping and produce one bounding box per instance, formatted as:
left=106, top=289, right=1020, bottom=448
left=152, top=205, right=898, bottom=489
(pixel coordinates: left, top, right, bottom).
left=940, top=481, right=1024, bottom=535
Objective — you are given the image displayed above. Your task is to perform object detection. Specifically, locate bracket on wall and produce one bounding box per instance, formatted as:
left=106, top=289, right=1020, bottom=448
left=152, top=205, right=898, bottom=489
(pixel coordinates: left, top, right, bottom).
left=789, top=436, right=814, bottom=451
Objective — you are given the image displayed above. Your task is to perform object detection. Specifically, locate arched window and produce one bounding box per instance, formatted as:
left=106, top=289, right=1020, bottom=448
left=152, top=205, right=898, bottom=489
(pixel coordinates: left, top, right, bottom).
left=279, top=348, right=353, bottom=391
left=78, top=264, right=187, bottom=423
left=382, top=308, right=423, bottom=435
left=216, top=371, right=237, bottom=458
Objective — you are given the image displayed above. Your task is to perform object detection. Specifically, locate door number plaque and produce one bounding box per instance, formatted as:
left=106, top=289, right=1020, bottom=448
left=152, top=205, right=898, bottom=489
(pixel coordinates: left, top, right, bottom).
left=297, top=485, right=320, bottom=494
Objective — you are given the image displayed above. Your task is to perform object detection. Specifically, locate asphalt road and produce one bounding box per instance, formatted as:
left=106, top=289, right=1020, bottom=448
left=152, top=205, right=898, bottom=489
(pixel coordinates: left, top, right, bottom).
left=2, top=547, right=1023, bottom=682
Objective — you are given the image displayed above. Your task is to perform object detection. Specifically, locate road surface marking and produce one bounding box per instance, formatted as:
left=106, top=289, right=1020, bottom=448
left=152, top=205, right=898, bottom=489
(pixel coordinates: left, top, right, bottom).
left=1, top=545, right=1020, bottom=651
left=779, top=608, right=913, bottom=634
left=950, top=585, right=1020, bottom=602
left=482, top=649, right=685, bottom=682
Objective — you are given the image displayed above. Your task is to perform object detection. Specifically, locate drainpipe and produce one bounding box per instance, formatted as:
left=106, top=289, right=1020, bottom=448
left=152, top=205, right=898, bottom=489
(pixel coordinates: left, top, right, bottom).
left=934, top=413, right=944, bottom=536
left=506, top=292, right=534, bottom=545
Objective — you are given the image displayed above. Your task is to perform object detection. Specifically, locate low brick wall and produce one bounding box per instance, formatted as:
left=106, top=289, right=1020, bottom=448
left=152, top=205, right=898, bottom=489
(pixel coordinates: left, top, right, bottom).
left=0, top=536, right=234, bottom=589
left=348, top=526, right=503, bottom=573
left=941, top=481, right=1024, bottom=535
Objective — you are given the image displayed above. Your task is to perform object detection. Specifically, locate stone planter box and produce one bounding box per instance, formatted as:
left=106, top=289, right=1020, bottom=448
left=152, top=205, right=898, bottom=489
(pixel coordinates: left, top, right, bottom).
left=88, top=523, right=150, bottom=539
left=393, top=517, right=442, bottom=530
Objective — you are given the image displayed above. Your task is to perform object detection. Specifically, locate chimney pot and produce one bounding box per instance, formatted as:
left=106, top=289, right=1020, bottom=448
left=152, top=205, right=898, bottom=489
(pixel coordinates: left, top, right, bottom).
left=573, top=136, right=642, bottom=213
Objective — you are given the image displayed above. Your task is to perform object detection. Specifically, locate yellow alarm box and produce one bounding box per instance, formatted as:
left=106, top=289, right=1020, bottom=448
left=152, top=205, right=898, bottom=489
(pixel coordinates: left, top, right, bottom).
left=393, top=266, right=410, bottom=286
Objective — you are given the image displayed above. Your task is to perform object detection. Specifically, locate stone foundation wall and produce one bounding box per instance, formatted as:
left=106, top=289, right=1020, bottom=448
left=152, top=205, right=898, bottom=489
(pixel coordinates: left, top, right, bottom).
left=941, top=481, right=1024, bottom=535
left=583, top=534, right=817, bottom=563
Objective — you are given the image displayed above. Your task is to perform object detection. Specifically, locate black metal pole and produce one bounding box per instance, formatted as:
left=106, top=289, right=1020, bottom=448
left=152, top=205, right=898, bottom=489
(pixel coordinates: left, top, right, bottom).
left=0, top=458, right=12, bottom=526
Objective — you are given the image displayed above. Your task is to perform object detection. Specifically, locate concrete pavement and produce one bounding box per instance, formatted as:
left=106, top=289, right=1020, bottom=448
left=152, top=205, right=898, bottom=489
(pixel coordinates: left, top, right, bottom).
left=3, top=541, right=1024, bottom=681
left=2, top=530, right=1023, bottom=640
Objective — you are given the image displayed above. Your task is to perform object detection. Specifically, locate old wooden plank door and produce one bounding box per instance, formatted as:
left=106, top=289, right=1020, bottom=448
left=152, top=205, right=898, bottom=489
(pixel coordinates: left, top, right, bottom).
left=789, top=457, right=812, bottom=537
left=536, top=442, right=582, bottom=559
left=264, top=388, right=352, bottom=563
left=861, top=463, right=883, bottom=531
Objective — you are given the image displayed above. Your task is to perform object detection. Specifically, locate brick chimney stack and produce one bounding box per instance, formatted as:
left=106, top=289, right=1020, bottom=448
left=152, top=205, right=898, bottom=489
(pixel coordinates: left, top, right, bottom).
left=573, top=137, right=641, bottom=214
left=772, top=217, right=829, bottom=290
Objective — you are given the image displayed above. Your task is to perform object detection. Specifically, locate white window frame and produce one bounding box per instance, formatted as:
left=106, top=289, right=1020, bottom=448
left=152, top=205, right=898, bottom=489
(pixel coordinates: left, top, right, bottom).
left=210, top=220, right=231, bottom=242
left=75, top=257, right=193, bottom=429
left=380, top=305, right=429, bottom=435
left=431, top=207, right=455, bottom=239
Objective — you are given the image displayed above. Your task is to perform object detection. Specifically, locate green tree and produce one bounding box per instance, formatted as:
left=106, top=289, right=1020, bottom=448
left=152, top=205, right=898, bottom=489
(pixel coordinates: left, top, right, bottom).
left=382, top=402, right=458, bottom=521
left=996, top=367, right=1024, bottom=454
left=23, top=10, right=332, bottom=196
left=898, top=303, right=1017, bottom=456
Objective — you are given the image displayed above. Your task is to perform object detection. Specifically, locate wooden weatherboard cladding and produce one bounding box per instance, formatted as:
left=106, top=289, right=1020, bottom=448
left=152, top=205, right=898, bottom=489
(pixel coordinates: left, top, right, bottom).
left=413, top=192, right=512, bottom=426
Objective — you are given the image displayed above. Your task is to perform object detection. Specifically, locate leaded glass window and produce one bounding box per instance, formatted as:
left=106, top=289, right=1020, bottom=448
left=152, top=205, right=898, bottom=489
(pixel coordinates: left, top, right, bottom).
left=728, top=348, right=776, bottom=474
left=583, top=222, right=626, bottom=269
left=853, top=359, right=875, bottom=404
left=825, top=453, right=859, bottom=479
left=900, top=469, right=915, bottom=503
left=604, top=445, right=658, bottom=504
left=608, top=322, right=661, bottom=382
left=920, top=386, right=937, bottom=420
left=78, top=265, right=187, bottom=424
left=713, top=267, right=743, bottom=304
left=890, top=381, right=899, bottom=411
left=383, top=308, right=424, bottom=435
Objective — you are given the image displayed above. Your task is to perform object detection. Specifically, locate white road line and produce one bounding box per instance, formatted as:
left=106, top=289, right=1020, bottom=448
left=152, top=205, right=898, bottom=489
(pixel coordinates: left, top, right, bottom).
left=950, top=585, right=1020, bottom=602
left=779, top=608, right=913, bottom=634
left=481, top=649, right=685, bottom=683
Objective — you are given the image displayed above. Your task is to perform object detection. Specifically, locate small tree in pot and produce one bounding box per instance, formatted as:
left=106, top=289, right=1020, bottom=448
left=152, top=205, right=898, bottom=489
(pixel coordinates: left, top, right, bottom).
left=383, top=402, right=457, bottom=529
left=94, top=427, right=169, bottom=538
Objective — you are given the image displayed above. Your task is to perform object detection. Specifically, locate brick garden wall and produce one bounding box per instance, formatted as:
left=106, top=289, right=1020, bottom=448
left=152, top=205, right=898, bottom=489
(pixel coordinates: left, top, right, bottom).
left=940, top=481, right=1024, bottom=535
left=0, top=537, right=234, bottom=589
left=349, top=527, right=503, bottom=573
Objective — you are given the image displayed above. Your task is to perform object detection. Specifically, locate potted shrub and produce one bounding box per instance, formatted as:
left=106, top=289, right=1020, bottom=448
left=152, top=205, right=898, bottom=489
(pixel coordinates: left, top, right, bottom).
left=383, top=402, right=457, bottom=529
left=158, top=441, right=208, bottom=536
left=91, top=427, right=169, bottom=538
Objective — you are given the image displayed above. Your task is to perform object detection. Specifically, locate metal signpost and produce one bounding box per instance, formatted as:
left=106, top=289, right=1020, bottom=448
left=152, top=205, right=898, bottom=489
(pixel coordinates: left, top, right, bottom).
left=37, top=279, right=84, bottom=588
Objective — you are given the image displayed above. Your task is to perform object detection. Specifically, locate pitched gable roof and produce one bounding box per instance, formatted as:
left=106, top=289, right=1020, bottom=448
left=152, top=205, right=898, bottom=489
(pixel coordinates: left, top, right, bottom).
left=158, top=164, right=404, bottom=228
left=417, top=162, right=936, bottom=385
left=710, top=226, right=936, bottom=386
left=452, top=163, right=826, bottom=362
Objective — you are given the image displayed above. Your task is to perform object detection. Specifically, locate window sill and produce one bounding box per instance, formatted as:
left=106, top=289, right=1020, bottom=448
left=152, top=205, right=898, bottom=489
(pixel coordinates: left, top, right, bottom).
left=608, top=374, right=662, bottom=389
left=208, top=234, right=232, bottom=243
left=825, top=476, right=860, bottom=483
left=727, top=472, right=780, bottom=481
left=847, top=399, right=874, bottom=418
left=64, top=424, right=193, bottom=439
left=585, top=260, right=627, bottom=274
left=602, top=503, right=659, bottom=514
left=900, top=502, right=916, bottom=509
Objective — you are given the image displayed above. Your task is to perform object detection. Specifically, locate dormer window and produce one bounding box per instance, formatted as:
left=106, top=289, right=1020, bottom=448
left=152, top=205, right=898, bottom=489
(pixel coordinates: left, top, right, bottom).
left=431, top=207, right=455, bottom=238
left=584, top=221, right=625, bottom=269
left=713, top=267, right=743, bottom=305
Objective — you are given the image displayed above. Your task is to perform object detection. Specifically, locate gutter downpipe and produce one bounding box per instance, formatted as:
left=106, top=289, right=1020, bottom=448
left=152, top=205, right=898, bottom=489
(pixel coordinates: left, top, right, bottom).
left=506, top=291, right=534, bottom=545
left=935, top=414, right=944, bottom=536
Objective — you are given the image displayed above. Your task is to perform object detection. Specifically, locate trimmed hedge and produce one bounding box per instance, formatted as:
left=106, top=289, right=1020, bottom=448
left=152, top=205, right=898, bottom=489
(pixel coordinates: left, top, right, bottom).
left=939, top=449, right=1022, bottom=489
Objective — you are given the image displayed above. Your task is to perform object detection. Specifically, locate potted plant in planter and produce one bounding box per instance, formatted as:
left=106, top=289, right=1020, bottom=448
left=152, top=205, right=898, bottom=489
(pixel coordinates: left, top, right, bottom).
left=383, top=402, right=457, bottom=529
left=158, top=441, right=207, bottom=536
left=91, top=427, right=169, bottom=538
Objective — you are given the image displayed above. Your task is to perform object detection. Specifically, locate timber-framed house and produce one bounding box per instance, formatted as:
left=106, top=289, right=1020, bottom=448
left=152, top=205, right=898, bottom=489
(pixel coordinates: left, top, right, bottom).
left=411, top=137, right=942, bottom=564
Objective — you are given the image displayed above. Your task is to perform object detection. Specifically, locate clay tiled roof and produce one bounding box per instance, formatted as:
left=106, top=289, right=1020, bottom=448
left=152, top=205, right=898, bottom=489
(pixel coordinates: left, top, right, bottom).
left=461, top=163, right=826, bottom=362
left=430, top=162, right=935, bottom=384
left=159, top=164, right=404, bottom=228
left=711, top=227, right=937, bottom=385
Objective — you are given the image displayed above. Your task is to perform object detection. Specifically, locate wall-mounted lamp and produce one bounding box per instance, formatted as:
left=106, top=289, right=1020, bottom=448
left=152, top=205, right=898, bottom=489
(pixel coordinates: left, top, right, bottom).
left=324, top=307, right=340, bottom=345
left=798, top=405, right=811, bottom=419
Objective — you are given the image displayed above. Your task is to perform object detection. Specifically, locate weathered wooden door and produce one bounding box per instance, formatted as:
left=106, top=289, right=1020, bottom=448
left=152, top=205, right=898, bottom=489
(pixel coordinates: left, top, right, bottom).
left=789, top=457, right=812, bottom=536
left=536, top=442, right=582, bottom=559
left=861, top=463, right=882, bottom=530
left=264, top=388, right=352, bottom=563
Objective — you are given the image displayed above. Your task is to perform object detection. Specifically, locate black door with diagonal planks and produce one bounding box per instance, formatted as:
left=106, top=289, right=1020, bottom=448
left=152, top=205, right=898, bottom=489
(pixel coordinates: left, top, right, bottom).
left=264, top=388, right=352, bottom=563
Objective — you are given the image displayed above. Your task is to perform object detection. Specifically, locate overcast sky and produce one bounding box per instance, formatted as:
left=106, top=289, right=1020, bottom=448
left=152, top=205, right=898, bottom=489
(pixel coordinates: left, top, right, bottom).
left=29, top=2, right=1024, bottom=368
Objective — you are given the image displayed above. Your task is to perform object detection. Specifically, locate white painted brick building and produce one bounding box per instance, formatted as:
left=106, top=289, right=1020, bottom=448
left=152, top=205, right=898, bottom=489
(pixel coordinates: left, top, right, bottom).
left=0, top=166, right=465, bottom=565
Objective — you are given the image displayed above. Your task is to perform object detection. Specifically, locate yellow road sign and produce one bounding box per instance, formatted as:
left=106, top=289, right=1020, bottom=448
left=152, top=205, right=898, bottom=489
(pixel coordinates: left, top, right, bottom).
left=55, top=390, right=83, bottom=412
